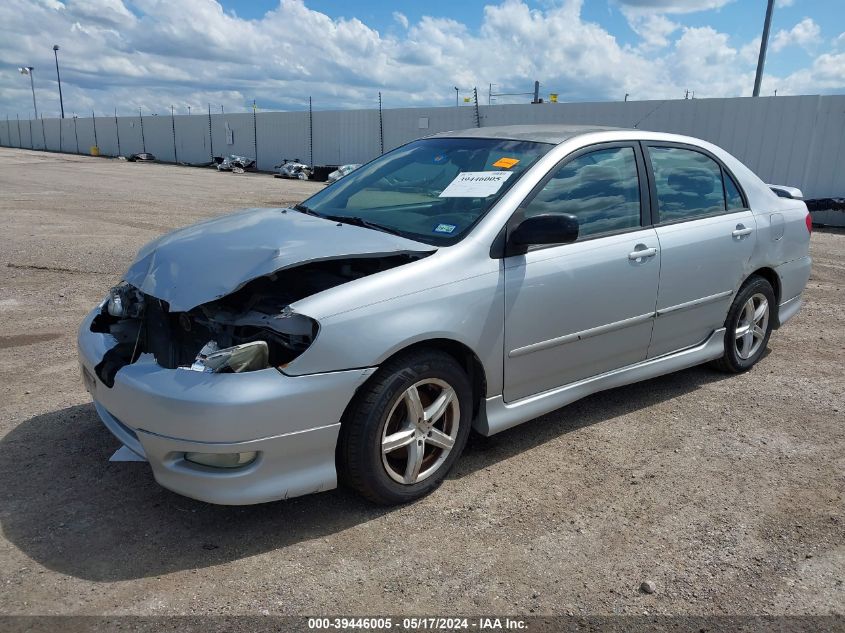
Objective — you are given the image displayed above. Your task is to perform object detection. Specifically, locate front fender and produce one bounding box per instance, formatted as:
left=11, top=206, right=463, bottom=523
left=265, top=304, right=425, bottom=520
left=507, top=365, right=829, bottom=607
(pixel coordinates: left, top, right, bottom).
left=283, top=270, right=505, bottom=396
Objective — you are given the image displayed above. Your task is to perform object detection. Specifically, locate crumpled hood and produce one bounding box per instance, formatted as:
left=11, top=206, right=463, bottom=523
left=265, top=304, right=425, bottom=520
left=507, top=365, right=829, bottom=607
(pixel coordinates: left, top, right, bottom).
left=123, top=207, right=432, bottom=311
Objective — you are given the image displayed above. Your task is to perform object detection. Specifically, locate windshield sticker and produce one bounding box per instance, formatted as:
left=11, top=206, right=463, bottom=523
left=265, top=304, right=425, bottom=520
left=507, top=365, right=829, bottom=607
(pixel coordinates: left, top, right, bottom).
left=433, top=223, right=457, bottom=234
left=492, top=157, right=520, bottom=169
left=438, top=171, right=513, bottom=198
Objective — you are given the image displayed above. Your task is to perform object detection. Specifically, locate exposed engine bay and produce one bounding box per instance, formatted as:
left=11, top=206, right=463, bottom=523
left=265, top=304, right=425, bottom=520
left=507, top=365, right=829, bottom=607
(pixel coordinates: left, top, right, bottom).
left=90, top=254, right=422, bottom=387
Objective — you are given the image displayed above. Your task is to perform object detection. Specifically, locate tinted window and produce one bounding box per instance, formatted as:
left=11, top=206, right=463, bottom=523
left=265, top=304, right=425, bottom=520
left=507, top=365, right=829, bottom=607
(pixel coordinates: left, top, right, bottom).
left=649, top=147, right=727, bottom=222
left=725, top=173, right=745, bottom=210
left=301, top=138, right=552, bottom=245
left=523, top=147, right=641, bottom=239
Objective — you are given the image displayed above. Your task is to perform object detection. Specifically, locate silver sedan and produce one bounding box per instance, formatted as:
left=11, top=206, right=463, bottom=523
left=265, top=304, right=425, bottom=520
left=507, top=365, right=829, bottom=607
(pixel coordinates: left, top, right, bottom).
left=78, top=125, right=812, bottom=505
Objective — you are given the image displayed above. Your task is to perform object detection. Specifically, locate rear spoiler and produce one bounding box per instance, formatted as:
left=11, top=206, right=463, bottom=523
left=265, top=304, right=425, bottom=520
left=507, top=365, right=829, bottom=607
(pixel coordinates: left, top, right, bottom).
left=767, top=184, right=804, bottom=200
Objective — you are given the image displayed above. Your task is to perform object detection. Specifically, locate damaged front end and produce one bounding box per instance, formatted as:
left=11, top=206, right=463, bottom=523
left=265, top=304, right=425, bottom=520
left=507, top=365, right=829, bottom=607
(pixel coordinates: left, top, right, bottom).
left=89, top=254, right=421, bottom=386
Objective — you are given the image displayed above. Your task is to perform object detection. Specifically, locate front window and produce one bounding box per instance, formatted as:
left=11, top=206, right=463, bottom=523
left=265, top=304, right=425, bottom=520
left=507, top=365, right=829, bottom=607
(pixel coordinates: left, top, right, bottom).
left=299, top=138, right=553, bottom=244
left=522, top=146, right=642, bottom=239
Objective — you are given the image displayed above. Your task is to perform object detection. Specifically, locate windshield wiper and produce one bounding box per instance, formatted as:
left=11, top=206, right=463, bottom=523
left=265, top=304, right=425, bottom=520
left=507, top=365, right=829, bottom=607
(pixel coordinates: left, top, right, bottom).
left=292, top=203, right=324, bottom=218
left=292, top=206, right=407, bottom=238
left=323, top=214, right=406, bottom=237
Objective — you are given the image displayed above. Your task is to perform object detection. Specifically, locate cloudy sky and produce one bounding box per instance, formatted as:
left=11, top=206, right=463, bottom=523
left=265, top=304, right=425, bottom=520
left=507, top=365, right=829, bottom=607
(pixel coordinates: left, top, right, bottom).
left=0, top=0, right=842, bottom=119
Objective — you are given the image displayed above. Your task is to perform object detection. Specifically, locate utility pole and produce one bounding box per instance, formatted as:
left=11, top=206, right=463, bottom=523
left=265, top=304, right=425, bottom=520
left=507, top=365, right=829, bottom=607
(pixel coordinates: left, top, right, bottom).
left=19, top=67, right=38, bottom=119
left=308, top=96, right=313, bottom=167
left=114, top=108, right=121, bottom=156
left=753, top=0, right=775, bottom=97
left=252, top=99, right=257, bottom=167
left=532, top=80, right=540, bottom=104
left=207, top=103, right=213, bottom=162
left=53, top=45, right=65, bottom=118
left=139, top=107, right=146, bottom=153
left=378, top=91, right=384, bottom=155
left=171, top=105, right=178, bottom=163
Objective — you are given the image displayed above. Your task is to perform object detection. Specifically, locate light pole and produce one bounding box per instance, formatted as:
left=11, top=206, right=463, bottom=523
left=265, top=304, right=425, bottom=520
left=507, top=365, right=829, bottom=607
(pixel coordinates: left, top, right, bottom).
left=753, top=0, right=775, bottom=97
left=18, top=66, right=38, bottom=119
left=53, top=45, right=65, bottom=118
left=454, top=86, right=459, bottom=107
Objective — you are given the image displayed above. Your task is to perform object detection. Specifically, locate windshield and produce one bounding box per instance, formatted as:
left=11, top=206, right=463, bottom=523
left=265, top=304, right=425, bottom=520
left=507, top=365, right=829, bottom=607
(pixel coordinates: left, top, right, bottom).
left=299, top=137, right=553, bottom=245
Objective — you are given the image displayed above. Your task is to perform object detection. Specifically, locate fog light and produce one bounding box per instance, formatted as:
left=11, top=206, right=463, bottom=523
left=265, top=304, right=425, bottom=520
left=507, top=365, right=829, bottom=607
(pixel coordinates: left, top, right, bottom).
left=184, top=451, right=257, bottom=468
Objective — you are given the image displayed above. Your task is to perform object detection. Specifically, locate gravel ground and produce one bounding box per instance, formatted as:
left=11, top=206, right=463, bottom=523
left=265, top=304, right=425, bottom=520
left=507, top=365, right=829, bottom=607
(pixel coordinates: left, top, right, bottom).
left=0, top=147, right=842, bottom=617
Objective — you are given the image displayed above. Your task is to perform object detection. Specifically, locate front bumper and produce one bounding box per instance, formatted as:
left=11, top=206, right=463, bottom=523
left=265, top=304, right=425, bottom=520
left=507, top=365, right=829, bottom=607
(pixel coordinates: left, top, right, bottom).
left=78, top=308, right=376, bottom=504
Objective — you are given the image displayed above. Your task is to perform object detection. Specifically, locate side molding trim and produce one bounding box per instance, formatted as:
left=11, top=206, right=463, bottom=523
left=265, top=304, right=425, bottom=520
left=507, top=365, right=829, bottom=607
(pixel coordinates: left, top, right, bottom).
left=656, top=290, right=733, bottom=316
left=508, top=312, right=654, bottom=358
left=476, top=328, right=726, bottom=436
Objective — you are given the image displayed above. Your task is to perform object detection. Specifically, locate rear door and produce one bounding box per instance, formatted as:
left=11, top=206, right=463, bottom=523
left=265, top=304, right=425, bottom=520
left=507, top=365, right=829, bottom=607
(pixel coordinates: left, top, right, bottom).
left=643, top=143, right=756, bottom=358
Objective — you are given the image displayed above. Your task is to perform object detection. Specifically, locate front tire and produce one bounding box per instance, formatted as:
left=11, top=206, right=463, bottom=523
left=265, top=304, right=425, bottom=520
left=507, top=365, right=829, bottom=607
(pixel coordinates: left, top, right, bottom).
left=711, top=275, right=776, bottom=373
left=337, top=349, right=473, bottom=505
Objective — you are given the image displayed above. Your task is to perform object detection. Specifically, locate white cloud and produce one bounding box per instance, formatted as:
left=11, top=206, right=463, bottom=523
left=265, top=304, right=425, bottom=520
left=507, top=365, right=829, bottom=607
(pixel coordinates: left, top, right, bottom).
left=739, top=37, right=761, bottom=65
left=0, top=0, right=840, bottom=119
left=777, top=0, right=795, bottom=7
left=393, top=11, right=409, bottom=30
left=625, top=13, right=680, bottom=49
left=615, top=0, right=734, bottom=14
left=766, top=52, right=845, bottom=95
left=771, top=17, right=821, bottom=53
left=668, top=26, right=753, bottom=97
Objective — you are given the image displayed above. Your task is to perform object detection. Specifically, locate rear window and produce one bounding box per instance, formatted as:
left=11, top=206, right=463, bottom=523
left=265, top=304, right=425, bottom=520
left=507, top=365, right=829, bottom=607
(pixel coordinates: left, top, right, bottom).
left=725, top=173, right=746, bottom=210
left=648, top=147, right=727, bottom=223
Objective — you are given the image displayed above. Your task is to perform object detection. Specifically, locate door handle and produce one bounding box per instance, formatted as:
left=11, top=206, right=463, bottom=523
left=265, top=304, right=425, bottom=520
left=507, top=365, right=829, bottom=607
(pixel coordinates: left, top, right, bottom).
left=628, top=246, right=658, bottom=260
left=732, top=225, right=753, bottom=238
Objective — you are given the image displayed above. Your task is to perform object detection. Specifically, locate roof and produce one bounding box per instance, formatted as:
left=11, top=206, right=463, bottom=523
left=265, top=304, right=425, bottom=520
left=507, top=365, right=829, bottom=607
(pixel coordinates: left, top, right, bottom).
left=428, top=124, right=627, bottom=145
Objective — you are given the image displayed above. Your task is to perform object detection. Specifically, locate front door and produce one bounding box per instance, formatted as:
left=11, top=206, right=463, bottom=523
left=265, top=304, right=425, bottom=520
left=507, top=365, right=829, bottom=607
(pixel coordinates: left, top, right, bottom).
left=503, top=143, right=661, bottom=402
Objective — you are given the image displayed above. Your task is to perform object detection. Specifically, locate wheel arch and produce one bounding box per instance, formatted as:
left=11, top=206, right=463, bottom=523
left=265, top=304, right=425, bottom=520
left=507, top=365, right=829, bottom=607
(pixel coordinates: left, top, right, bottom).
left=349, top=337, right=488, bottom=424
left=745, top=266, right=781, bottom=325
left=391, top=339, right=486, bottom=421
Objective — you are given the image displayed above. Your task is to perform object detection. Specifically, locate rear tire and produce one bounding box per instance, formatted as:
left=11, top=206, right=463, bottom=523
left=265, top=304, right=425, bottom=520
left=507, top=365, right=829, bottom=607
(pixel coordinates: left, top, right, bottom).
left=711, top=275, right=775, bottom=373
left=337, top=349, right=472, bottom=505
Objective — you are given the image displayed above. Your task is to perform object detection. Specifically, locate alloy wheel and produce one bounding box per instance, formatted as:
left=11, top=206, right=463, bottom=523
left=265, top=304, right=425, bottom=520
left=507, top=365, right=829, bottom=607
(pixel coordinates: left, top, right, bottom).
left=734, top=292, right=769, bottom=360
left=380, top=378, right=460, bottom=485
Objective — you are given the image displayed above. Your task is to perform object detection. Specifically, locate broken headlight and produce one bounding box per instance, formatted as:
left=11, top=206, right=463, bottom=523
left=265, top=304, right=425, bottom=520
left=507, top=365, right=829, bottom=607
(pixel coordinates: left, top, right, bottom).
left=189, top=340, right=269, bottom=373
left=107, top=283, right=145, bottom=318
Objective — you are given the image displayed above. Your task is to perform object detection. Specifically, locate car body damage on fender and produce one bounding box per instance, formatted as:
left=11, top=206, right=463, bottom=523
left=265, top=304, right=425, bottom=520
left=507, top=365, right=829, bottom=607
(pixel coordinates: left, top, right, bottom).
left=90, top=253, right=427, bottom=384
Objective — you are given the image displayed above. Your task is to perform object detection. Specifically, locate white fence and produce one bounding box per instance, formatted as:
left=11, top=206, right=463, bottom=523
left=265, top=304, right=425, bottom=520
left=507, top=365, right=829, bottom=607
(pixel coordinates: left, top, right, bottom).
left=1, top=94, right=843, bottom=199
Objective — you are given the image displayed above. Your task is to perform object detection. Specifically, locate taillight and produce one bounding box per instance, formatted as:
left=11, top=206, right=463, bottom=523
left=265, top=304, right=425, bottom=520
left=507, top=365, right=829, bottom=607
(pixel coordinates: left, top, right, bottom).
left=805, top=212, right=813, bottom=234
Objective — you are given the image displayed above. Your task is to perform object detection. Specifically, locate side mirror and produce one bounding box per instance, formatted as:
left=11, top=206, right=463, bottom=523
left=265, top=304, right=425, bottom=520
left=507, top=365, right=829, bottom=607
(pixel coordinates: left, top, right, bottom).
left=509, top=213, right=579, bottom=251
